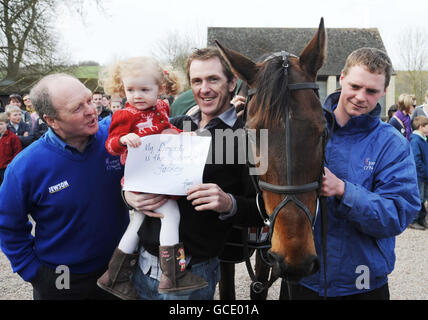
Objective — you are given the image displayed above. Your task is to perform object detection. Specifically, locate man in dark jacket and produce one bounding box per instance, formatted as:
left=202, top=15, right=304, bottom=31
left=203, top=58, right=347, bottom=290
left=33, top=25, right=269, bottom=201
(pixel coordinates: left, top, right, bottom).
left=124, top=47, right=263, bottom=300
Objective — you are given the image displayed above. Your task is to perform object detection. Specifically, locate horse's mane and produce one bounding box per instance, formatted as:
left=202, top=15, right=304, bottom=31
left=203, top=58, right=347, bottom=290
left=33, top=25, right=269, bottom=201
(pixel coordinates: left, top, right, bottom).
left=248, top=56, right=289, bottom=129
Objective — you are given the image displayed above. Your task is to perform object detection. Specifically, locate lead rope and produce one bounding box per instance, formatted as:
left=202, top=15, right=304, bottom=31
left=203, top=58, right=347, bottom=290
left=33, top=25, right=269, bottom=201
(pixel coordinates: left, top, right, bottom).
left=319, top=111, right=334, bottom=300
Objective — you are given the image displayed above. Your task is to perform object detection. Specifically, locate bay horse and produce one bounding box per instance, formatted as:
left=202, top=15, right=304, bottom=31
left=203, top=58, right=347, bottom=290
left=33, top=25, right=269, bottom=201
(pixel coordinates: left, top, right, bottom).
left=216, top=18, right=328, bottom=299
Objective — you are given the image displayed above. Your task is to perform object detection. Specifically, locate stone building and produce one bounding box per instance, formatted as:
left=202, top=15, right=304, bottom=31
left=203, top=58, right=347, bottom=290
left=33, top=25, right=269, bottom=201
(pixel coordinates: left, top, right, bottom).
left=208, top=27, right=395, bottom=117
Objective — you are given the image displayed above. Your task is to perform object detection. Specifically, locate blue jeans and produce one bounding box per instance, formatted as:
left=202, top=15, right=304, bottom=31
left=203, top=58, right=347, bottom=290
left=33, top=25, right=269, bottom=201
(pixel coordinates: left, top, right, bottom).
left=132, top=257, right=220, bottom=300
left=418, top=181, right=428, bottom=202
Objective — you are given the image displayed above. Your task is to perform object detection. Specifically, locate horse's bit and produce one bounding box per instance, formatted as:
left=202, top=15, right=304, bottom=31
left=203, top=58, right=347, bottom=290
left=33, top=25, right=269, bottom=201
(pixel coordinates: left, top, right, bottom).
left=243, top=51, right=330, bottom=297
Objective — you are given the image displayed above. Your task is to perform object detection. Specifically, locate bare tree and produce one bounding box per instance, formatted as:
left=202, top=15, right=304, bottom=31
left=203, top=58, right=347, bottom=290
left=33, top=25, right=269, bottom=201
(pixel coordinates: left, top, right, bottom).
left=0, top=0, right=102, bottom=83
left=395, top=27, right=428, bottom=104
left=152, top=28, right=205, bottom=90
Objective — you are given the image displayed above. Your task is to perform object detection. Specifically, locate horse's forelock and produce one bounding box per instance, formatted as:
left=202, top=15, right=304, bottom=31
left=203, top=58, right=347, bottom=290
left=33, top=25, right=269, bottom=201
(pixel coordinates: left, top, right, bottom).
left=249, top=57, right=289, bottom=129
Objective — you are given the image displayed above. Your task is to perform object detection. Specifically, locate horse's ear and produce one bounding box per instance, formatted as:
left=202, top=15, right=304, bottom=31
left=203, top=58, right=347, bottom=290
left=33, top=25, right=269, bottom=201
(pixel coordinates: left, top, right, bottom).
left=215, top=40, right=258, bottom=87
left=299, top=17, right=327, bottom=77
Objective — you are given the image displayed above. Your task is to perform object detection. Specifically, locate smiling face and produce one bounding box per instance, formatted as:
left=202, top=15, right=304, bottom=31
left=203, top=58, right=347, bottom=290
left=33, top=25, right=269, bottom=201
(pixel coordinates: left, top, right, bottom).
left=122, top=74, right=160, bottom=111
left=189, top=57, right=236, bottom=124
left=9, top=111, right=22, bottom=125
left=335, top=65, right=386, bottom=126
left=9, top=98, right=21, bottom=108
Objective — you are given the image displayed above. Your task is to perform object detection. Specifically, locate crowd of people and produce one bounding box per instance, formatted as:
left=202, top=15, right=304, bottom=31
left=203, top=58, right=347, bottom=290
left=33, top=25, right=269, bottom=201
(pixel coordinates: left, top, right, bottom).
left=387, top=90, right=428, bottom=230
left=0, top=43, right=424, bottom=301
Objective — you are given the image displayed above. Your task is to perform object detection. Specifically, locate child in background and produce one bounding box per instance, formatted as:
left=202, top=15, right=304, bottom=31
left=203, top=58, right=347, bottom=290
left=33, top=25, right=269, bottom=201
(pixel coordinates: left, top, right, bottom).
left=0, top=112, right=22, bottom=185
left=5, top=105, right=33, bottom=148
left=98, top=96, right=123, bottom=131
left=409, top=116, right=428, bottom=230
left=97, top=56, right=207, bottom=299
left=109, top=96, right=124, bottom=114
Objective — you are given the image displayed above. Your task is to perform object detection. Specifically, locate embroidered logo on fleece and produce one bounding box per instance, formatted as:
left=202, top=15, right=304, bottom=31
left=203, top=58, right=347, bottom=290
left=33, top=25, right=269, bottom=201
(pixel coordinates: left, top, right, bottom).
left=48, top=180, right=70, bottom=194
left=364, top=158, right=375, bottom=171
left=105, top=157, right=122, bottom=171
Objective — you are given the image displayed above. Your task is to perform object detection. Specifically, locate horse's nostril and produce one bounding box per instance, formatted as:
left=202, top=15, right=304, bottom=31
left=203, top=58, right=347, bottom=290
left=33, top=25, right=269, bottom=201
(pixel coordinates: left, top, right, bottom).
left=267, top=250, right=278, bottom=264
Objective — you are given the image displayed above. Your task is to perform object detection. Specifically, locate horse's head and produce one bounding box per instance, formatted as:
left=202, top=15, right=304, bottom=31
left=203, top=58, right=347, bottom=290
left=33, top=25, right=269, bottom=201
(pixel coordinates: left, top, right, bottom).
left=217, top=18, right=327, bottom=282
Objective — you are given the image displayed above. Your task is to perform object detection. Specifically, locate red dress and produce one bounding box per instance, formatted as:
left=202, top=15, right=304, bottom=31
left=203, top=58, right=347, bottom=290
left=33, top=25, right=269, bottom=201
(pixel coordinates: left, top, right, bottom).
left=0, top=129, right=22, bottom=169
left=106, top=100, right=181, bottom=165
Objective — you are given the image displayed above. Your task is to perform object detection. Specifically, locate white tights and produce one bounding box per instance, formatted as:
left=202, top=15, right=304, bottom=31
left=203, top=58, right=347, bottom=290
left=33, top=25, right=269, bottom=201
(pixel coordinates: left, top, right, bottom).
left=118, top=199, right=180, bottom=254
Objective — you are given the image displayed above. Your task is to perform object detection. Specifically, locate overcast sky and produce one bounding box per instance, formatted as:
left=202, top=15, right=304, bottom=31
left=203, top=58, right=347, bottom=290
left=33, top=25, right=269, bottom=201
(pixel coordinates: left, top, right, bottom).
left=54, top=0, right=428, bottom=69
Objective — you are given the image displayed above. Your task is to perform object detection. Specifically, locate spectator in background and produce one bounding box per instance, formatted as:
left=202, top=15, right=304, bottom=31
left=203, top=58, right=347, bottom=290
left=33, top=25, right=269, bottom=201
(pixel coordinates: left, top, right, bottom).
left=412, top=90, right=428, bottom=120
left=0, top=112, right=22, bottom=185
left=409, top=116, right=428, bottom=230
left=102, top=94, right=111, bottom=110
left=92, top=91, right=103, bottom=109
left=32, top=116, right=49, bottom=141
left=110, top=96, right=124, bottom=114
left=8, top=94, right=32, bottom=127
left=92, top=91, right=111, bottom=120
left=22, top=93, right=48, bottom=140
left=23, top=94, right=38, bottom=131
left=411, top=94, right=417, bottom=112
left=98, top=96, right=123, bottom=131
left=387, top=104, right=398, bottom=122
left=5, top=105, right=33, bottom=148
left=389, top=93, right=414, bottom=141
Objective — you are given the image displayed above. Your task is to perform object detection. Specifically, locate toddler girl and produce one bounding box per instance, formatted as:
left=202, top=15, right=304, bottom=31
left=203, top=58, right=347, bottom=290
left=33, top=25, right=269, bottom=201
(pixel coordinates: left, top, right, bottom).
left=97, top=57, right=207, bottom=299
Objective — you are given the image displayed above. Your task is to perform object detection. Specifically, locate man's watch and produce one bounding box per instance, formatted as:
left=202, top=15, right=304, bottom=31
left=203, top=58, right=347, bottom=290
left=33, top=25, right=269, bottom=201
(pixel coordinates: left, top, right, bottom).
left=121, top=190, right=135, bottom=210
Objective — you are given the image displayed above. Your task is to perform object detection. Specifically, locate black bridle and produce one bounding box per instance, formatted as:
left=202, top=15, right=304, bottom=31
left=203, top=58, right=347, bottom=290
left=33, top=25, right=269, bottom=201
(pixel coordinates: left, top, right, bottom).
left=242, top=51, right=331, bottom=298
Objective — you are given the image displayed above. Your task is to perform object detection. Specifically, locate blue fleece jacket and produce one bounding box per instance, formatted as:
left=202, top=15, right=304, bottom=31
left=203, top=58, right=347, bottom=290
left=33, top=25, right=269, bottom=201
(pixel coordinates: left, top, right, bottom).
left=301, top=91, right=420, bottom=297
left=0, top=125, right=129, bottom=282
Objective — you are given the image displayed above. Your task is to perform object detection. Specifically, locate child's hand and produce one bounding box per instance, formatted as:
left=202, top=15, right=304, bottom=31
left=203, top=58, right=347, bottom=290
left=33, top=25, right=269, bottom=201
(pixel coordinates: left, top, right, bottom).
left=23, top=132, right=29, bottom=137
left=120, top=133, right=142, bottom=148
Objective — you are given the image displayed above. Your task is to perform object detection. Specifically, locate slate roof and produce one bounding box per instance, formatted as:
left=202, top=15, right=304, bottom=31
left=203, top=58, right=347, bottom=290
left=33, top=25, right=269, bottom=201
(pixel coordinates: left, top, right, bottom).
left=208, top=27, right=390, bottom=76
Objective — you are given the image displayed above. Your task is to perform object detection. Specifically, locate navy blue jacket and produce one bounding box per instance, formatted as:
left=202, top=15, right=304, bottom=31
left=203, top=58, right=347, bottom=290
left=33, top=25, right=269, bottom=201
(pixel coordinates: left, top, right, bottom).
left=8, top=121, right=33, bottom=148
left=410, top=132, right=428, bottom=182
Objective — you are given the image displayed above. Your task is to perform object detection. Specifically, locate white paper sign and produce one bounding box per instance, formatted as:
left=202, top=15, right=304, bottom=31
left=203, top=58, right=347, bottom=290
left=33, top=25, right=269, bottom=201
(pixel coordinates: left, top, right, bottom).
left=123, top=134, right=211, bottom=195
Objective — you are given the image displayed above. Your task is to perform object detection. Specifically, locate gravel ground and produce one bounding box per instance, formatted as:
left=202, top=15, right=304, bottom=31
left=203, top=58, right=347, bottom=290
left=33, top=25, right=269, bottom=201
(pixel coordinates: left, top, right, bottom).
left=0, top=227, right=427, bottom=300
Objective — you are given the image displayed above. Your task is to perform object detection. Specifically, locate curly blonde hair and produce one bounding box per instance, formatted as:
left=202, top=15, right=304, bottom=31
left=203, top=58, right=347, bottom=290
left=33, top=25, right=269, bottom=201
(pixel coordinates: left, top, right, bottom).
left=99, top=57, right=181, bottom=98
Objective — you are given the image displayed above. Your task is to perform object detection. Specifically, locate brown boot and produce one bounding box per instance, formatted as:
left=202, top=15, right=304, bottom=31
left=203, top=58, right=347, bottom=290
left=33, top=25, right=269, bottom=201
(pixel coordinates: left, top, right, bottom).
left=158, top=243, right=208, bottom=293
left=97, top=248, right=139, bottom=300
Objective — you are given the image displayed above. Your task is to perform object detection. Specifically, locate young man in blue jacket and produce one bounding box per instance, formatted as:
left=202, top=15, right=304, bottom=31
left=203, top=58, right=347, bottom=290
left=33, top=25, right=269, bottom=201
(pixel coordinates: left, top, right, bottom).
left=289, top=48, right=420, bottom=299
left=0, top=74, right=129, bottom=299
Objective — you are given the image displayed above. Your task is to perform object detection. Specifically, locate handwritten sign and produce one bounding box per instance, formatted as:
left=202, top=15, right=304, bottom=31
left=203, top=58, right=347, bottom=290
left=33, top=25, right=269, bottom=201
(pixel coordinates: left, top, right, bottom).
left=123, top=134, right=211, bottom=195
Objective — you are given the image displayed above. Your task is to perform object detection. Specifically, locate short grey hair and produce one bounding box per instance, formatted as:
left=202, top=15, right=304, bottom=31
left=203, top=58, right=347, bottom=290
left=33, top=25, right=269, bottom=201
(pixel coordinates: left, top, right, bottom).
left=30, top=73, right=77, bottom=121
